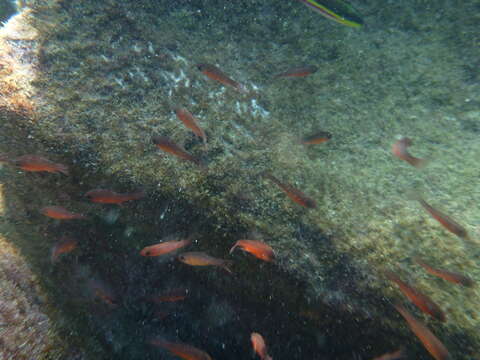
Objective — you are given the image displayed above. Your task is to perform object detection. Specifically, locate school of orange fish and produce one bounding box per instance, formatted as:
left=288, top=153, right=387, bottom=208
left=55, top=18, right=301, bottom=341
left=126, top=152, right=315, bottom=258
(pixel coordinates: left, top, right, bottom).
left=0, top=63, right=475, bottom=360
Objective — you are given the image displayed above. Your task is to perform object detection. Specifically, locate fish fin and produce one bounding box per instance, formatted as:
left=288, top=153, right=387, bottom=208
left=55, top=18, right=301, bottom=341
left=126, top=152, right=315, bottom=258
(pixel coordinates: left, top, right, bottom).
left=235, top=83, right=249, bottom=94
left=415, top=157, right=429, bottom=169
left=229, top=242, right=239, bottom=255
left=56, top=163, right=69, bottom=176
left=50, top=251, right=59, bottom=264
left=383, top=269, right=400, bottom=283
left=411, top=255, right=425, bottom=267
left=0, top=154, right=12, bottom=163
left=221, top=260, right=234, bottom=274
left=148, top=336, right=169, bottom=348
left=131, top=190, right=146, bottom=200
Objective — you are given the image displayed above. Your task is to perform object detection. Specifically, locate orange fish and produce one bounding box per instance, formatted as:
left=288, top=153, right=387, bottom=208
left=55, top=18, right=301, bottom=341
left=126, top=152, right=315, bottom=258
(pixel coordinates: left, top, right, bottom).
left=394, top=304, right=450, bottom=360
left=264, top=173, right=316, bottom=209
left=414, top=257, right=474, bottom=287
left=416, top=197, right=469, bottom=239
left=147, top=288, right=188, bottom=303
left=40, top=206, right=86, bottom=220
left=251, top=332, right=272, bottom=360
left=230, top=240, right=275, bottom=262
left=175, top=108, right=207, bottom=147
left=385, top=271, right=445, bottom=322
left=371, top=349, right=405, bottom=360
left=178, top=251, right=233, bottom=274
left=152, top=135, right=203, bottom=166
left=301, top=131, right=332, bottom=145
left=196, top=63, right=247, bottom=93
left=391, top=137, right=426, bottom=168
left=274, top=65, right=317, bottom=79
left=149, top=338, right=212, bottom=360
left=85, top=189, right=145, bottom=204
left=140, top=239, right=191, bottom=257
left=50, top=236, right=78, bottom=263
left=8, top=154, right=69, bottom=175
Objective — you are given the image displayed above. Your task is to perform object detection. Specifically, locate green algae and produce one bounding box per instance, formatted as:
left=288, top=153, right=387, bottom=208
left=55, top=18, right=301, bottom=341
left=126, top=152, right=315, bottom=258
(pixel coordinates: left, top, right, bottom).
left=0, top=0, right=479, bottom=358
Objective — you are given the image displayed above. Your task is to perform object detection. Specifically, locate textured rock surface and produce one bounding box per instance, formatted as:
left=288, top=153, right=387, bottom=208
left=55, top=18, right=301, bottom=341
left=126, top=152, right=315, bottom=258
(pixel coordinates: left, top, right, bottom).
left=0, top=209, right=84, bottom=359
left=0, top=0, right=479, bottom=358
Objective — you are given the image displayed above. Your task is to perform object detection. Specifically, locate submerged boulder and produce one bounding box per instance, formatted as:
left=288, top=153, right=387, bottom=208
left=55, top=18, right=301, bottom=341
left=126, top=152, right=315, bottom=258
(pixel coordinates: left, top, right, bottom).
left=0, top=0, right=479, bottom=358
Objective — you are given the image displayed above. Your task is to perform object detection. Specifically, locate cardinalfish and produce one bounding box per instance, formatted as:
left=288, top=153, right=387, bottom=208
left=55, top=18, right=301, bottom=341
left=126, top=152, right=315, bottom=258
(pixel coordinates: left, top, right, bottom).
left=140, top=238, right=191, bottom=257
left=296, top=0, right=363, bottom=28
left=175, top=108, right=207, bottom=148
left=50, top=236, right=78, bottom=263
left=41, top=206, right=86, bottom=220
left=274, top=65, right=318, bottom=79
left=414, top=196, right=469, bottom=239
left=263, top=173, right=317, bottom=209
left=392, top=137, right=427, bottom=168
left=147, top=288, right=188, bottom=303
left=385, top=271, right=445, bottom=322
left=178, top=251, right=233, bottom=274
left=301, top=131, right=332, bottom=145
left=3, top=154, right=69, bottom=175
left=230, top=240, right=275, bottom=262
left=196, top=63, right=247, bottom=93
left=414, top=257, right=474, bottom=287
left=85, top=189, right=145, bottom=204
left=394, top=304, right=450, bottom=360
left=251, top=332, right=273, bottom=360
left=371, top=349, right=405, bottom=360
left=149, top=338, right=212, bottom=360
left=152, top=135, right=203, bottom=167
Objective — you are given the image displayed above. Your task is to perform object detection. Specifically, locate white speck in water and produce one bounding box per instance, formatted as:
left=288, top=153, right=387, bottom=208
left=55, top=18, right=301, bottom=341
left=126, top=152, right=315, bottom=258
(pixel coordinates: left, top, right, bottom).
left=124, top=226, right=134, bottom=237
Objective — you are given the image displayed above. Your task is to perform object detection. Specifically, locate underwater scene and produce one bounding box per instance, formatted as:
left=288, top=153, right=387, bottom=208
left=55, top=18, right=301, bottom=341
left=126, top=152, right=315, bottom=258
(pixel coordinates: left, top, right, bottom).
left=0, top=0, right=479, bottom=359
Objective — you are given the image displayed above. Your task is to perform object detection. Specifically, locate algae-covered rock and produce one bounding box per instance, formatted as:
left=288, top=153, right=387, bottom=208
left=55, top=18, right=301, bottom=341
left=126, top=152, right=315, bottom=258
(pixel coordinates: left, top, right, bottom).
left=0, top=0, right=479, bottom=358
left=0, top=204, right=84, bottom=359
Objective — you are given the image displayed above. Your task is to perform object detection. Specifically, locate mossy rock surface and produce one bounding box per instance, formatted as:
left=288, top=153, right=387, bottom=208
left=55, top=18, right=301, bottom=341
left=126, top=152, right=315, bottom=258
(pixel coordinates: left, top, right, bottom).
left=0, top=0, right=479, bottom=358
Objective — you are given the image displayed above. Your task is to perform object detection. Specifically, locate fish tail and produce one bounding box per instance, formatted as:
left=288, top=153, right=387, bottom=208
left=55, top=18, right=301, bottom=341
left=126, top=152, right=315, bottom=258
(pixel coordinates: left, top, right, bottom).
left=221, top=260, right=234, bottom=274
left=412, top=256, right=427, bottom=268
left=148, top=336, right=170, bottom=348
left=235, top=83, right=249, bottom=94
left=260, top=171, right=276, bottom=183
left=229, top=242, right=239, bottom=254
left=194, top=157, right=208, bottom=170
left=56, top=163, right=69, bottom=176
left=0, top=154, right=11, bottom=163
left=383, top=269, right=400, bottom=283
left=50, top=250, right=58, bottom=264
left=411, top=157, right=429, bottom=169
left=131, top=190, right=146, bottom=200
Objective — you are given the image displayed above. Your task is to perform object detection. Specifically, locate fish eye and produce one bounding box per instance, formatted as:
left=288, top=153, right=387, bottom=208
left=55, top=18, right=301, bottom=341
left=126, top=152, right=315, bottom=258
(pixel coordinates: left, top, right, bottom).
left=145, top=251, right=150, bottom=256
